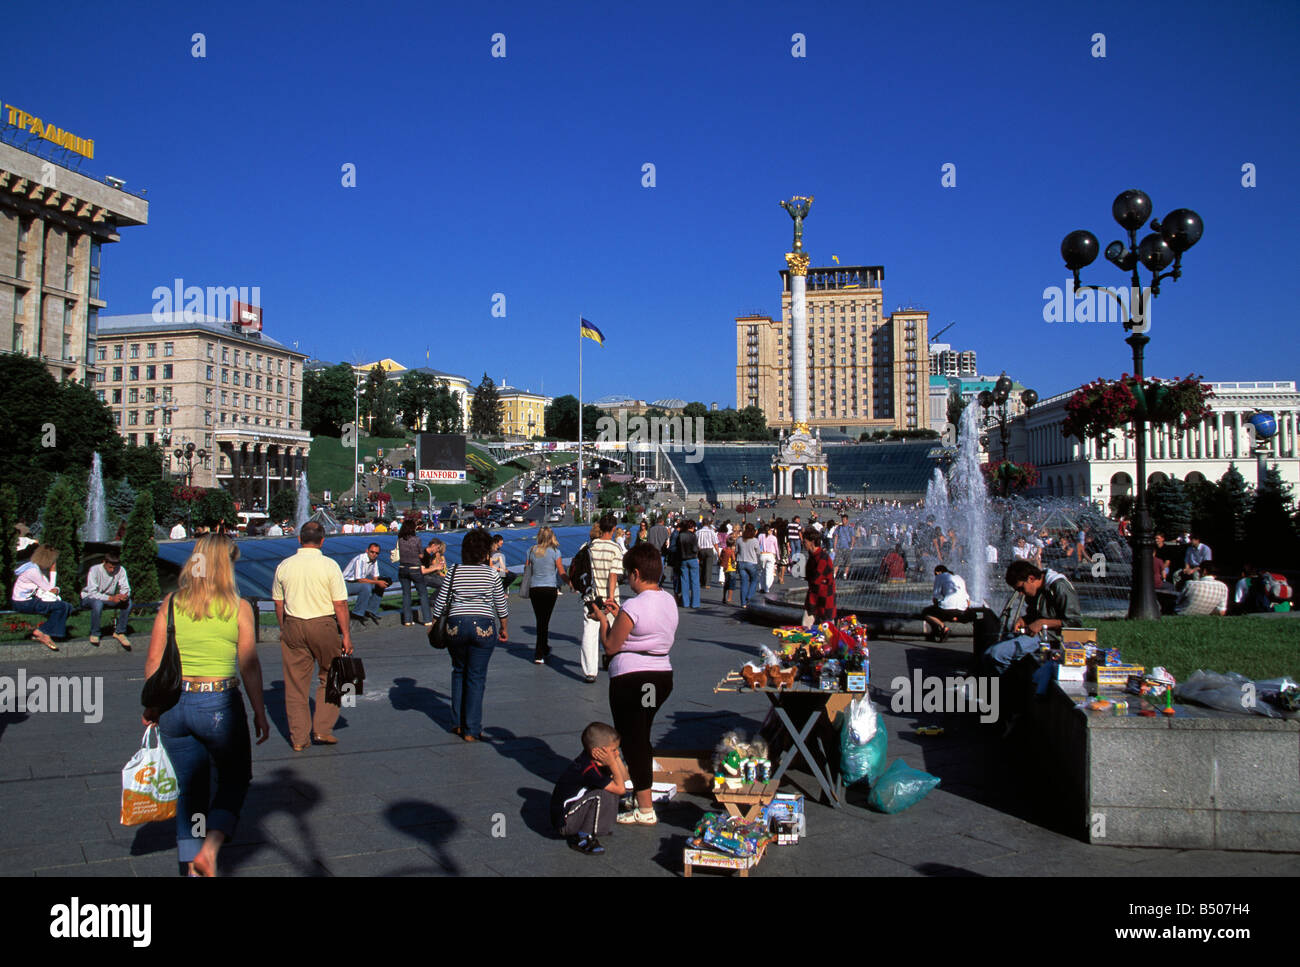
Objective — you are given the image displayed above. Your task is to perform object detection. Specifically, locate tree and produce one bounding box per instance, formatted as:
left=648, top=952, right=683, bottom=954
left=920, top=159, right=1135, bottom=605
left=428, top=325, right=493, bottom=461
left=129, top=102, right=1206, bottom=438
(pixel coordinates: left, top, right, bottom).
left=364, top=365, right=400, bottom=436
left=1146, top=477, right=1192, bottom=539
left=268, top=488, right=297, bottom=522
left=683, top=402, right=708, bottom=421
left=1217, top=463, right=1252, bottom=544
left=0, top=485, right=16, bottom=603
left=1244, top=465, right=1299, bottom=567
left=302, top=363, right=357, bottom=437
left=738, top=405, right=770, bottom=440
left=119, top=442, right=165, bottom=491
left=395, top=371, right=438, bottom=431
left=148, top=479, right=175, bottom=525
left=946, top=390, right=967, bottom=431
left=121, top=490, right=161, bottom=603
left=108, top=479, right=138, bottom=526
left=469, top=373, right=503, bottom=437
left=40, top=477, right=83, bottom=603
left=598, top=483, right=626, bottom=509
left=430, top=385, right=463, bottom=433
left=195, top=488, right=238, bottom=528
left=545, top=395, right=579, bottom=439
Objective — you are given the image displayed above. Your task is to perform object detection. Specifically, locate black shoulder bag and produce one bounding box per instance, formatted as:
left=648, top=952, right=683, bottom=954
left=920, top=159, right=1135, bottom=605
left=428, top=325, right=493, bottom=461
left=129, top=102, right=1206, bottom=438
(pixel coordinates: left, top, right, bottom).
left=141, top=597, right=183, bottom=713
left=428, top=566, right=457, bottom=650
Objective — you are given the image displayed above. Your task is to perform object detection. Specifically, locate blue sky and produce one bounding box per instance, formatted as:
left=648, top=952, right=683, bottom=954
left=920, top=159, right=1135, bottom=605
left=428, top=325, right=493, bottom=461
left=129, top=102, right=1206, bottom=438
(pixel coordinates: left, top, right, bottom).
left=7, top=0, right=1297, bottom=404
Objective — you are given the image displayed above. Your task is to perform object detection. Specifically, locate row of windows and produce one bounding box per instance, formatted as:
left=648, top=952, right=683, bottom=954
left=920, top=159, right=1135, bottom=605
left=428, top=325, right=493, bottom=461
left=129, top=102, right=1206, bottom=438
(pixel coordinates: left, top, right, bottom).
left=109, top=365, right=174, bottom=381
left=98, top=342, right=297, bottom=377
left=111, top=410, right=293, bottom=430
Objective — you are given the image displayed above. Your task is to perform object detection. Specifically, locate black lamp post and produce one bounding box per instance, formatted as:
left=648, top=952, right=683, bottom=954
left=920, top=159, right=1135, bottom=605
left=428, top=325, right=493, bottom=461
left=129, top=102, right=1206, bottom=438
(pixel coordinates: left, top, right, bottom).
left=979, top=373, right=1037, bottom=497
left=731, top=475, right=756, bottom=521
left=173, top=442, right=208, bottom=486
left=1060, top=189, right=1203, bottom=620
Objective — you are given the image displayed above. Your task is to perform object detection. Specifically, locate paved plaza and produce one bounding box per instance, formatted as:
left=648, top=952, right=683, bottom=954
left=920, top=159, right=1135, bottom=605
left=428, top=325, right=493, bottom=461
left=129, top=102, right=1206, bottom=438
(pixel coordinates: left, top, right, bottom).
left=1, top=584, right=1296, bottom=878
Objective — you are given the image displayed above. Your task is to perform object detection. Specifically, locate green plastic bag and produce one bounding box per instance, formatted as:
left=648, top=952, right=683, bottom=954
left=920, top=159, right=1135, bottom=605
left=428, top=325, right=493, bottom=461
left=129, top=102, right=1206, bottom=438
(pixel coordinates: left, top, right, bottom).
left=866, top=759, right=940, bottom=814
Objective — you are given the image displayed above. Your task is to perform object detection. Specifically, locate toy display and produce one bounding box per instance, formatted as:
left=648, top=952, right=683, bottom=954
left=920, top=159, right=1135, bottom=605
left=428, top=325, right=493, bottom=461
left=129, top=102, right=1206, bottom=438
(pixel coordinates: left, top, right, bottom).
left=711, top=731, right=771, bottom=791
left=683, top=812, right=775, bottom=877
left=755, top=617, right=871, bottom=691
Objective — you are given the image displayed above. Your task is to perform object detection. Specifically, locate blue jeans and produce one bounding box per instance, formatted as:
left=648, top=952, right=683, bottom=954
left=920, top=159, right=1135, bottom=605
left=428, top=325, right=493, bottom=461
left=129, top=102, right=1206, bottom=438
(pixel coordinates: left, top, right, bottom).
left=85, top=597, right=132, bottom=636
left=982, top=634, right=1042, bottom=675
left=399, top=566, right=430, bottom=624
left=447, top=615, right=497, bottom=736
left=788, top=538, right=802, bottom=561
left=158, top=688, right=252, bottom=865
left=680, top=558, right=700, bottom=608
left=737, top=562, right=760, bottom=606
left=13, top=598, right=72, bottom=638
left=347, top=581, right=381, bottom=616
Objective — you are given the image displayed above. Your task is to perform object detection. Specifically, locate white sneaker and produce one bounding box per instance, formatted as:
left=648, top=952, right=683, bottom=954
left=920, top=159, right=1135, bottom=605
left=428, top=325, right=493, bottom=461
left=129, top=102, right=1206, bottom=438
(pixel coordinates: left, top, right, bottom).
left=616, top=807, right=658, bottom=826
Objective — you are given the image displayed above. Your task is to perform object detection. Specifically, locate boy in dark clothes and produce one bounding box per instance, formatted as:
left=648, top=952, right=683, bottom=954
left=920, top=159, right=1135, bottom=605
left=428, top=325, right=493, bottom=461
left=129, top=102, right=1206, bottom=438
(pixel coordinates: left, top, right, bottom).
left=550, top=722, right=631, bottom=855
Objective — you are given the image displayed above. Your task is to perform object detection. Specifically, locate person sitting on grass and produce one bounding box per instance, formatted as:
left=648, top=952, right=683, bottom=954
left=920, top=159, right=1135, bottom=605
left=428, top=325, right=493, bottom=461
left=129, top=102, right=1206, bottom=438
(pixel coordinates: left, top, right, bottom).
left=550, top=721, right=631, bottom=856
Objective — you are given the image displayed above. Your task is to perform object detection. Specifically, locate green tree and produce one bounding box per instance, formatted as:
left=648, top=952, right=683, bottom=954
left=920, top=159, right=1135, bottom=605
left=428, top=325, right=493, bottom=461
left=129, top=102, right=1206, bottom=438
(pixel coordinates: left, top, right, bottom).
left=683, top=402, right=708, bottom=421
left=119, top=442, right=165, bottom=490
left=430, top=384, right=463, bottom=433
left=1147, top=477, right=1193, bottom=539
left=149, top=479, right=175, bottom=525
left=108, top=479, right=137, bottom=529
left=598, top=483, right=626, bottom=509
left=121, top=490, right=161, bottom=603
left=545, top=395, right=579, bottom=439
left=737, top=405, right=769, bottom=440
left=364, top=365, right=400, bottom=436
left=469, top=373, right=503, bottom=437
left=195, top=488, right=238, bottom=528
left=946, top=390, right=966, bottom=430
left=40, top=477, right=83, bottom=603
left=268, top=487, right=297, bottom=522
left=1217, top=463, right=1252, bottom=544
left=1244, top=465, right=1299, bottom=567
left=0, top=485, right=17, bottom=602
left=302, top=363, right=357, bottom=436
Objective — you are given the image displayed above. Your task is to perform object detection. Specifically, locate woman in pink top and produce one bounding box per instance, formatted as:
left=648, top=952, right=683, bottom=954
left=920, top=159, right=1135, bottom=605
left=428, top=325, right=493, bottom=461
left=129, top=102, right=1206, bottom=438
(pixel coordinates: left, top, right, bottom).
left=595, top=543, right=676, bottom=827
left=757, top=523, right=779, bottom=592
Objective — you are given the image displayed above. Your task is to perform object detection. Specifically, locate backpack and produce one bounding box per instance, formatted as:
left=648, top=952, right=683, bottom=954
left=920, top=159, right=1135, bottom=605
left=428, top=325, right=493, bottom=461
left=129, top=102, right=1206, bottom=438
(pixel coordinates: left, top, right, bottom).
left=568, top=542, right=594, bottom=595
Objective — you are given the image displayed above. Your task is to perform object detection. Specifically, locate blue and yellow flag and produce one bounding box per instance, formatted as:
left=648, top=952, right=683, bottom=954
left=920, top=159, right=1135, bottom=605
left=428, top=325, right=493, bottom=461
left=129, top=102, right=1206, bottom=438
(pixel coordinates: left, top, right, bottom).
left=580, top=318, right=605, bottom=346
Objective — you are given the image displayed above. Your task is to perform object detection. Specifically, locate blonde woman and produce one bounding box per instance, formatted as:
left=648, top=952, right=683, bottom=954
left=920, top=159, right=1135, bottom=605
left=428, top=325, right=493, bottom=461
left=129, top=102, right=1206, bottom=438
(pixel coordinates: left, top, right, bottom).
left=11, top=544, right=72, bottom=651
left=142, top=534, right=268, bottom=876
left=526, top=526, right=567, bottom=664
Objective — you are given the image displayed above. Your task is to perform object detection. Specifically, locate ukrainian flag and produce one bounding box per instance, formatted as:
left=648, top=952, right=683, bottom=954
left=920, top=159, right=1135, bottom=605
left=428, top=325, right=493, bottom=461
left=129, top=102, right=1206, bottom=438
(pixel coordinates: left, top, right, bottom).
left=580, top=318, right=605, bottom=346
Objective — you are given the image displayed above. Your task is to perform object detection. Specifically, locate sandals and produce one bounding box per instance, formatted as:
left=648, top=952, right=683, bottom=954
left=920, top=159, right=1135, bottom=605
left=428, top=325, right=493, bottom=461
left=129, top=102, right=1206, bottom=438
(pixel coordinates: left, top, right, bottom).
left=32, top=630, right=58, bottom=651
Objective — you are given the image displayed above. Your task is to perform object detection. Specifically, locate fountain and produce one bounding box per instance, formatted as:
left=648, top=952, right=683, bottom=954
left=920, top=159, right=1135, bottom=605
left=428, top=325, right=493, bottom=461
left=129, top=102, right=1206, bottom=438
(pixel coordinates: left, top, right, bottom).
left=923, top=467, right=951, bottom=537
left=83, top=451, right=108, bottom=543
left=949, top=404, right=991, bottom=606
left=295, top=472, right=311, bottom=530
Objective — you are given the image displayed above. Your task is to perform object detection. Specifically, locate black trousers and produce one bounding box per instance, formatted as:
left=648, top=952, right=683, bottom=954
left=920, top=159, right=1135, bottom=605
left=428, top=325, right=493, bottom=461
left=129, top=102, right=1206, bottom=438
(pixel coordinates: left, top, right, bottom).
left=528, top=587, right=558, bottom=659
left=609, top=671, right=673, bottom=792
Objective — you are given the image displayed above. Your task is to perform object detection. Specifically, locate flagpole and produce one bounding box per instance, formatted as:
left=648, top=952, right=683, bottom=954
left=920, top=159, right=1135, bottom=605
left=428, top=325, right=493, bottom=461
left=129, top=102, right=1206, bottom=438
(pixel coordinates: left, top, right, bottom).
left=578, top=317, right=584, bottom=522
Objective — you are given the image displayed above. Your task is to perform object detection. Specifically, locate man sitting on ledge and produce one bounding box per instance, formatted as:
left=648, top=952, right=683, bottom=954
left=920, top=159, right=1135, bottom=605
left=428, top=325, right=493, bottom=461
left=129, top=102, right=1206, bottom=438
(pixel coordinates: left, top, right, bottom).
left=982, top=560, right=1082, bottom=675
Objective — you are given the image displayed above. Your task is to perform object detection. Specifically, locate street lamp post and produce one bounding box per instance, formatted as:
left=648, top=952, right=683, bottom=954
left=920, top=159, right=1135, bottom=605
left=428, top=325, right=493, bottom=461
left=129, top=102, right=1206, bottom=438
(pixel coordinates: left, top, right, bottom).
left=1059, top=189, right=1203, bottom=620
left=173, top=441, right=208, bottom=533
left=731, top=475, right=756, bottom=521
left=978, top=373, right=1037, bottom=498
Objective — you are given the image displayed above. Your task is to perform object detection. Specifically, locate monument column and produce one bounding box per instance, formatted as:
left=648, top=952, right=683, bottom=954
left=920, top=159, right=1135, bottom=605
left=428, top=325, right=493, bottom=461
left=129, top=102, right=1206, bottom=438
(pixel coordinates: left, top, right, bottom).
left=788, top=254, right=810, bottom=430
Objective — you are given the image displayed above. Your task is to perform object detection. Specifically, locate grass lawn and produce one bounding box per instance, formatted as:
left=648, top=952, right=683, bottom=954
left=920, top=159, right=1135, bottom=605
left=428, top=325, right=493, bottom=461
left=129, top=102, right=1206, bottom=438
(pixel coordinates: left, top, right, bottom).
left=1096, top=616, right=1300, bottom=682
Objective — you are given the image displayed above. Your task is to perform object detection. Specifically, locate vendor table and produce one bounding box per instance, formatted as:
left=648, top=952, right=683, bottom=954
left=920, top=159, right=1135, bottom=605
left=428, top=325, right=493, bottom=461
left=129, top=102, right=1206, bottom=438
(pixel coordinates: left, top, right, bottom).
left=713, top=780, right=780, bottom=821
left=715, top=671, right=855, bottom=808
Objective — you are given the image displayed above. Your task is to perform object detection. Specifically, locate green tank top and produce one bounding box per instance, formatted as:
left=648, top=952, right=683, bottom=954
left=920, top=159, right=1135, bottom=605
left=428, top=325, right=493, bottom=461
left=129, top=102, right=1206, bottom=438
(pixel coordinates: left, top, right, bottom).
left=173, top=597, right=240, bottom=678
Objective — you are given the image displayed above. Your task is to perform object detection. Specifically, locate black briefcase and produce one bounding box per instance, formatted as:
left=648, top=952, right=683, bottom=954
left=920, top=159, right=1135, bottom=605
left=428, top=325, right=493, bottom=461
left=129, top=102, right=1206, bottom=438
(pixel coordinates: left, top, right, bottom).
left=325, top=655, right=366, bottom=705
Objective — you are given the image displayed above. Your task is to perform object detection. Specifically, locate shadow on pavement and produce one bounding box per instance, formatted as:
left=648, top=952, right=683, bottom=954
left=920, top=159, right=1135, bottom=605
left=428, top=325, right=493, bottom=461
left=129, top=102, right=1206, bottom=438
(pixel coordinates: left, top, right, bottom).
left=0, top=711, right=29, bottom=742
left=389, top=676, right=452, bottom=732
left=915, top=861, right=986, bottom=876
left=383, top=799, right=461, bottom=874
left=220, top=767, right=328, bottom=876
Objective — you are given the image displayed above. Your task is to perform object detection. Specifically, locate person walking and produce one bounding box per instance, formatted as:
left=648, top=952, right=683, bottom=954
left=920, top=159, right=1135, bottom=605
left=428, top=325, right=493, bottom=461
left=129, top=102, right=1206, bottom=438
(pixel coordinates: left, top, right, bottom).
left=421, top=537, right=448, bottom=599
left=143, top=534, right=268, bottom=876
left=757, top=522, right=779, bottom=592
left=802, top=528, right=837, bottom=626
left=773, top=517, right=789, bottom=586
left=577, top=515, right=624, bottom=683
left=833, top=514, right=856, bottom=580
left=11, top=544, right=72, bottom=651
left=81, top=549, right=134, bottom=650
left=270, top=521, right=353, bottom=751
left=526, top=526, right=566, bottom=664
left=594, top=544, right=675, bottom=826
left=696, top=519, right=717, bottom=590
left=677, top=519, right=700, bottom=609
left=735, top=523, right=761, bottom=607
left=396, top=517, right=431, bottom=627
left=647, top=516, right=670, bottom=585
left=431, top=529, right=508, bottom=741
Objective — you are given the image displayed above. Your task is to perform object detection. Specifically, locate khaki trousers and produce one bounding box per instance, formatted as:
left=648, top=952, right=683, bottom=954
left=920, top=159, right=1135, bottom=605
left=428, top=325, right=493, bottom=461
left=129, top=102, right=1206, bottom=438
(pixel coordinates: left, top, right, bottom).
left=281, top=614, right=343, bottom=746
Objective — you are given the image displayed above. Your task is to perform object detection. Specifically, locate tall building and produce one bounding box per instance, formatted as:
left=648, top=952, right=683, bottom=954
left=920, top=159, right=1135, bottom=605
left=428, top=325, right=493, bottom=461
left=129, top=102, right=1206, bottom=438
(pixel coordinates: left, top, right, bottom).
left=495, top=380, right=551, bottom=438
left=927, top=343, right=977, bottom=378
left=92, top=313, right=310, bottom=505
left=736, top=264, right=929, bottom=435
left=0, top=140, right=147, bottom=384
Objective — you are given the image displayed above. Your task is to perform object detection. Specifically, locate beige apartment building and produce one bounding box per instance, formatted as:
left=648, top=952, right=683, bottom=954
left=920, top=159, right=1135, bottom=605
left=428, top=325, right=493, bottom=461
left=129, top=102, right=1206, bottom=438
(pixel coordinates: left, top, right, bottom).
left=0, top=141, right=148, bottom=384
left=736, top=264, right=929, bottom=435
left=93, top=314, right=311, bottom=507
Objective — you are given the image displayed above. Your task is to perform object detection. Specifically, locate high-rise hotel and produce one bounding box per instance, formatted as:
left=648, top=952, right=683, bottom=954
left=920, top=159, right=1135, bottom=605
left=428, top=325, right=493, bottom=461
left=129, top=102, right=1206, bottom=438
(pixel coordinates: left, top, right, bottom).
left=736, top=264, right=929, bottom=435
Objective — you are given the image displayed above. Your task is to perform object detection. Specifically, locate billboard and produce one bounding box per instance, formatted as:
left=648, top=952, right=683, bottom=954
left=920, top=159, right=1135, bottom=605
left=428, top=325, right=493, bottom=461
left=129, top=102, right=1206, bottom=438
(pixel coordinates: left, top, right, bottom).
left=232, top=300, right=262, bottom=331
left=417, top=433, right=467, bottom=481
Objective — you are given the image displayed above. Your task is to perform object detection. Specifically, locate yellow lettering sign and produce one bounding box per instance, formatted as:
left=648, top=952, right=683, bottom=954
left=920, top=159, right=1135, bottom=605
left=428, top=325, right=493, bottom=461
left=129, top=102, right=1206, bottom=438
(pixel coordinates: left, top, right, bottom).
left=3, top=103, right=95, bottom=160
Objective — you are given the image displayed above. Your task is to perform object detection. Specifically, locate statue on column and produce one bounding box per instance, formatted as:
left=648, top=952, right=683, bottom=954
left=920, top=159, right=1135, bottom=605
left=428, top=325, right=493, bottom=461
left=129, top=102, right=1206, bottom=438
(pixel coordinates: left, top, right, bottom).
left=779, top=195, right=814, bottom=253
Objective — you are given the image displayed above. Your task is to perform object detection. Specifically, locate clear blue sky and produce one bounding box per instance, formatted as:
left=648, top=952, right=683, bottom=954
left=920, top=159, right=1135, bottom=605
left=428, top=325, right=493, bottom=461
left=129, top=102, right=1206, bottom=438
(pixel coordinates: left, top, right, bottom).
left=9, top=0, right=1297, bottom=404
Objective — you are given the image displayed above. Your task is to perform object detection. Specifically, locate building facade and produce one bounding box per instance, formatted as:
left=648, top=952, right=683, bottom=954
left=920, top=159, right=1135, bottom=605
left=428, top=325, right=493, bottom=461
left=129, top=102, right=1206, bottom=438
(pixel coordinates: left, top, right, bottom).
left=0, top=142, right=147, bottom=385
left=736, top=264, right=929, bottom=435
left=1012, top=379, right=1300, bottom=502
left=93, top=314, right=311, bottom=505
left=497, top=382, right=551, bottom=438
left=927, top=343, right=978, bottom=379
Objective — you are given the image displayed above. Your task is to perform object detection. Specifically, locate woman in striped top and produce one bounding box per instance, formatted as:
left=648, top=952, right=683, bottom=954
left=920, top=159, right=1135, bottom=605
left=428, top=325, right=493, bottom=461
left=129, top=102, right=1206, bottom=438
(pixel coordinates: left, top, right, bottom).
left=432, top=529, right=508, bottom=742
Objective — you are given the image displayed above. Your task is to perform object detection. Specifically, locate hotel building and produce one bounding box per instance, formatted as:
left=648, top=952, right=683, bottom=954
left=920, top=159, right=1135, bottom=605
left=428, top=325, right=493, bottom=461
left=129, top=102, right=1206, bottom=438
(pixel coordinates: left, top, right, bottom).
left=736, top=264, right=929, bottom=436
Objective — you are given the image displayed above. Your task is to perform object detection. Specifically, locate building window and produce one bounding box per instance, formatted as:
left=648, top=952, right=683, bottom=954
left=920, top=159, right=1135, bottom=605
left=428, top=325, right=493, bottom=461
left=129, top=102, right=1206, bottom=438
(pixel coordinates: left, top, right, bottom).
left=144, top=409, right=155, bottom=426
left=97, top=346, right=106, bottom=362
left=163, top=364, right=173, bottom=379
left=205, top=411, right=213, bottom=426
left=244, top=374, right=251, bottom=388
left=256, top=375, right=262, bottom=390
left=206, top=365, right=215, bottom=380
left=145, top=365, right=156, bottom=380
left=128, top=411, right=138, bottom=426
left=113, top=345, right=123, bottom=360
left=128, top=388, right=139, bottom=403
left=205, top=387, right=213, bottom=403
left=206, top=343, right=215, bottom=360
left=146, top=343, right=156, bottom=358
left=112, top=367, right=123, bottom=381
left=129, top=344, right=139, bottom=359
left=113, top=412, right=120, bottom=426
left=222, top=347, right=229, bottom=362
left=111, top=389, right=121, bottom=403
left=164, top=342, right=174, bottom=357
left=222, top=369, right=229, bottom=383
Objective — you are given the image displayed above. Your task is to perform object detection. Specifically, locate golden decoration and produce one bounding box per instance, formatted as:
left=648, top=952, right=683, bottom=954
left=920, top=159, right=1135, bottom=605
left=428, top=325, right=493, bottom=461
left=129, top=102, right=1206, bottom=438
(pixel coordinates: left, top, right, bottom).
left=784, top=252, right=810, bottom=276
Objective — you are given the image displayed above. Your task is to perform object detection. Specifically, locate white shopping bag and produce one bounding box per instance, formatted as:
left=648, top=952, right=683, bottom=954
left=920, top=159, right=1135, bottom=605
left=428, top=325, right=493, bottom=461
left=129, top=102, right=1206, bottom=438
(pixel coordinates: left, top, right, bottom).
left=120, top=724, right=179, bottom=825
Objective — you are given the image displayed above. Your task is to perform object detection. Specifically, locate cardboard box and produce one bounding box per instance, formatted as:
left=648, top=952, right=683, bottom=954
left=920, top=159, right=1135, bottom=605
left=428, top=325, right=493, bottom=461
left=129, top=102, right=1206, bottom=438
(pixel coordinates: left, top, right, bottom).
left=652, top=751, right=714, bottom=795
left=845, top=672, right=868, bottom=692
left=1061, top=628, right=1098, bottom=645
left=1057, top=663, right=1087, bottom=683
left=1062, top=648, right=1087, bottom=667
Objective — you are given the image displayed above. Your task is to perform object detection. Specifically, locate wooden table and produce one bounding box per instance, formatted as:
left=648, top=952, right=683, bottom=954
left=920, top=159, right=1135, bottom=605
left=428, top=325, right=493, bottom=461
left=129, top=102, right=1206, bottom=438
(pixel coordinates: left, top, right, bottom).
left=715, top=672, right=857, bottom=808
left=713, top=779, right=780, bottom=821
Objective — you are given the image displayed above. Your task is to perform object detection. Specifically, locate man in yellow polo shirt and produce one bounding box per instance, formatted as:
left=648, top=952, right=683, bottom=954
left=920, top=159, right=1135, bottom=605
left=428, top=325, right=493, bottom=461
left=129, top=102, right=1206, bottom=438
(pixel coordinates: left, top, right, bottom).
left=272, top=521, right=354, bottom=751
